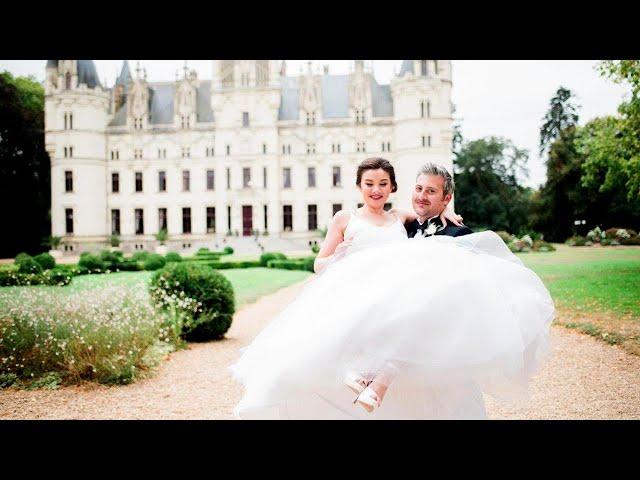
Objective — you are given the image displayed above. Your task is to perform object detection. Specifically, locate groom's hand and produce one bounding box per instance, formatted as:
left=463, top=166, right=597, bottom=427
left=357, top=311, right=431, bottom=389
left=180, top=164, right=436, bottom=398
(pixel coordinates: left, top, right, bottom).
left=333, top=236, right=354, bottom=261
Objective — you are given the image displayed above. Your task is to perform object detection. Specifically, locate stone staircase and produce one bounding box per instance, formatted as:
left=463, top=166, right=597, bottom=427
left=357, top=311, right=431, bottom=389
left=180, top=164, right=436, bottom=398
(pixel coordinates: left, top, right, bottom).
left=210, top=235, right=317, bottom=257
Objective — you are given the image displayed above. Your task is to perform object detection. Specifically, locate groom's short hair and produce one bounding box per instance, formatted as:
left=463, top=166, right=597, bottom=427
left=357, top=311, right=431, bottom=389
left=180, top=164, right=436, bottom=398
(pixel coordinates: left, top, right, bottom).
left=417, top=163, right=455, bottom=197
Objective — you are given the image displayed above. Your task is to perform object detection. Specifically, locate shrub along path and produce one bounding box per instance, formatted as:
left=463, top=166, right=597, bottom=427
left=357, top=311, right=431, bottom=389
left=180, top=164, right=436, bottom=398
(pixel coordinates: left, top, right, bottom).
left=1, top=277, right=639, bottom=419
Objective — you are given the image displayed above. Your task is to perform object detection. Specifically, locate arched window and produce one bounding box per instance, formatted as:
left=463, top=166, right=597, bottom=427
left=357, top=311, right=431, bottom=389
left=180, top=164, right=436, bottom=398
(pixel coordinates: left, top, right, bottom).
left=65, top=72, right=72, bottom=90
left=420, top=101, right=425, bottom=118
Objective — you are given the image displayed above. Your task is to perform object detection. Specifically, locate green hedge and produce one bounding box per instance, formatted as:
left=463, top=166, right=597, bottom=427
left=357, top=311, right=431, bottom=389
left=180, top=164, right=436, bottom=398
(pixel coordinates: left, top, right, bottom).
left=260, top=252, right=287, bottom=266
left=185, top=260, right=263, bottom=270
left=78, top=253, right=106, bottom=273
left=0, top=268, right=73, bottom=287
left=267, top=257, right=315, bottom=272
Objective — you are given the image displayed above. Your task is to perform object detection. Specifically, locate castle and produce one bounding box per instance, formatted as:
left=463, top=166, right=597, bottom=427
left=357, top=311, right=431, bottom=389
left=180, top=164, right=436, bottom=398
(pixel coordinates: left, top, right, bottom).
left=44, top=60, right=454, bottom=253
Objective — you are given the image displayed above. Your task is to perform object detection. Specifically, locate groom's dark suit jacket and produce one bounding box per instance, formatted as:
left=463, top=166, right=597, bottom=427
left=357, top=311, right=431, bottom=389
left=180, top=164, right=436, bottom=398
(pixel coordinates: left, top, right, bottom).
left=404, top=215, right=473, bottom=238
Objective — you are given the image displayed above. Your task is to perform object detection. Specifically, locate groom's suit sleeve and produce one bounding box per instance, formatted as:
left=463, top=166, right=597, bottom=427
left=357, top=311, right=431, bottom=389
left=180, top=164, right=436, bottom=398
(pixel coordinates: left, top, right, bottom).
left=452, top=225, right=473, bottom=237
left=439, top=224, right=473, bottom=237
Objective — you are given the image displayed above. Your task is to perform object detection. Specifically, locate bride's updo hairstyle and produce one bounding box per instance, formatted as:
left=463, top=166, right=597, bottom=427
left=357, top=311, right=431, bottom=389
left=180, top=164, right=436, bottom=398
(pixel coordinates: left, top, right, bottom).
left=356, top=157, right=398, bottom=193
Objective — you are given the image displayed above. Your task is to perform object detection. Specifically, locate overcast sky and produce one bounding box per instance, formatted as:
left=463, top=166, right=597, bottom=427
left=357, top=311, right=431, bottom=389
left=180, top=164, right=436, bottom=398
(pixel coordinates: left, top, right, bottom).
left=0, top=59, right=628, bottom=188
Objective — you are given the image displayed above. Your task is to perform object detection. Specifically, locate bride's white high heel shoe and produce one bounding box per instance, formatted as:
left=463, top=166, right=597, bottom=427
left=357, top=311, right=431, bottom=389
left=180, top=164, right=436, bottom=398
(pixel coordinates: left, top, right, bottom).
left=355, top=387, right=382, bottom=413
left=344, top=372, right=369, bottom=395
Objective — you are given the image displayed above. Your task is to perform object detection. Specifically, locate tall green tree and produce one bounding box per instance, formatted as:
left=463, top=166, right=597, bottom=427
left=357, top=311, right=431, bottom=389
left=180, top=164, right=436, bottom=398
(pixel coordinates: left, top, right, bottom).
left=0, top=71, right=51, bottom=257
left=531, top=127, right=587, bottom=241
left=454, top=137, right=533, bottom=234
left=575, top=116, right=640, bottom=225
left=533, top=87, right=582, bottom=241
left=580, top=60, right=640, bottom=201
left=539, top=86, right=580, bottom=156
left=533, top=118, right=640, bottom=241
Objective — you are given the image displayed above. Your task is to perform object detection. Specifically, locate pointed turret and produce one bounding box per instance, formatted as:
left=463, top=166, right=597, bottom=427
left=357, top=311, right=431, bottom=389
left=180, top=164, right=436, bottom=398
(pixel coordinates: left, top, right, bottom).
left=113, top=60, right=132, bottom=112
left=116, top=61, right=132, bottom=90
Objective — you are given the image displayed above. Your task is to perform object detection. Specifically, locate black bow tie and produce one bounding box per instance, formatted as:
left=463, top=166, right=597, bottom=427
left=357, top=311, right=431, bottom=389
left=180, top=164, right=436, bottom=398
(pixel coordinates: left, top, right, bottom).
left=418, top=217, right=442, bottom=230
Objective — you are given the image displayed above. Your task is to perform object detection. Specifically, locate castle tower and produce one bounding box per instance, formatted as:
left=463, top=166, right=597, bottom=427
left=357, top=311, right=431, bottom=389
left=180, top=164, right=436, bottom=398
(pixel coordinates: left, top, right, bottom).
left=45, top=60, right=110, bottom=251
left=210, top=60, right=282, bottom=236
left=390, top=60, right=454, bottom=209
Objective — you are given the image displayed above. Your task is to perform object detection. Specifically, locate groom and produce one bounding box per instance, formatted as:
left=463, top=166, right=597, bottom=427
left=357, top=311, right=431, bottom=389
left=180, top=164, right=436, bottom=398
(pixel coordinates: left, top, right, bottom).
left=404, top=162, right=473, bottom=239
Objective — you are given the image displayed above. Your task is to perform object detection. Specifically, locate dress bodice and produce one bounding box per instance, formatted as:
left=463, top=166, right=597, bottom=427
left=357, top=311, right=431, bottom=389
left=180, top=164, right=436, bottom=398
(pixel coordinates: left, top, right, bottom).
left=343, top=210, right=408, bottom=254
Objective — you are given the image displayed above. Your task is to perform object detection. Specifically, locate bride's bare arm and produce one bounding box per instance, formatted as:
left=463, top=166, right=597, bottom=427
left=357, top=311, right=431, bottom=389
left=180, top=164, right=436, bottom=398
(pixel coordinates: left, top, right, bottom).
left=440, top=194, right=464, bottom=227
left=389, top=208, right=417, bottom=223
left=314, top=211, right=351, bottom=274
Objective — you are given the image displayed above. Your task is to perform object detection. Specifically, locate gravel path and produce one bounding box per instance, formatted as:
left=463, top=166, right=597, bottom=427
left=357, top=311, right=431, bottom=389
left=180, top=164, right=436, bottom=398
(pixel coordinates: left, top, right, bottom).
left=1, top=280, right=639, bottom=420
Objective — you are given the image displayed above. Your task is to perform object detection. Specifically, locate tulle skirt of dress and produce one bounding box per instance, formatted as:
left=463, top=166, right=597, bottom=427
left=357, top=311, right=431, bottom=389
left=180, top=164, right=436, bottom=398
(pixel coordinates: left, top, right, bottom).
left=229, top=231, right=555, bottom=419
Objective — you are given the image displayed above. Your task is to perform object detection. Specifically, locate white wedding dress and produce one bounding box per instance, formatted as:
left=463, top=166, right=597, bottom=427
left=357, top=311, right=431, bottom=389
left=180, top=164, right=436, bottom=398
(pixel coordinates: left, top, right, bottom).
left=229, top=211, right=554, bottom=419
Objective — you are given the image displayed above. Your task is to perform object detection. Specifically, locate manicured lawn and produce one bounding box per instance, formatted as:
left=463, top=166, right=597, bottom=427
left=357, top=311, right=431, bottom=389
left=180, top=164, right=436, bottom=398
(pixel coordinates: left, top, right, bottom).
left=0, top=268, right=311, bottom=309
left=516, top=244, right=640, bottom=354
left=218, top=268, right=311, bottom=306
left=516, top=244, right=640, bottom=317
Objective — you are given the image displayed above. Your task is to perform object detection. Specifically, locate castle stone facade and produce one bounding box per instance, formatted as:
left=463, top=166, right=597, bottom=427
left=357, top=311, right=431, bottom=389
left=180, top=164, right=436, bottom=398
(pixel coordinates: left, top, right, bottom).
left=44, top=60, right=454, bottom=253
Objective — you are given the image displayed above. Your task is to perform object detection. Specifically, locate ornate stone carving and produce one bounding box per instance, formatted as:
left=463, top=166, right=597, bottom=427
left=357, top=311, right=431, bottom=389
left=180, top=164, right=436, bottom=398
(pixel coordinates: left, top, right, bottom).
left=299, top=69, right=321, bottom=114
left=175, top=80, right=196, bottom=117
left=349, top=66, right=371, bottom=112
left=128, top=80, right=149, bottom=119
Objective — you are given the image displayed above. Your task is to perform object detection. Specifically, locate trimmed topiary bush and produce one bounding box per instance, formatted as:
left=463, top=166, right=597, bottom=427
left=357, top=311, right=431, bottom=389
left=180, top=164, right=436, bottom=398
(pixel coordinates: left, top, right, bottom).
left=33, top=252, right=56, bottom=270
left=78, top=253, right=106, bottom=273
left=165, top=252, right=182, bottom=262
left=100, top=250, right=124, bottom=270
left=131, top=251, right=150, bottom=262
left=143, top=253, right=167, bottom=271
left=115, top=260, right=141, bottom=271
left=149, top=262, right=235, bottom=341
left=14, top=252, right=32, bottom=265
left=223, top=246, right=234, bottom=255
left=260, top=252, right=287, bottom=266
left=16, top=254, right=43, bottom=274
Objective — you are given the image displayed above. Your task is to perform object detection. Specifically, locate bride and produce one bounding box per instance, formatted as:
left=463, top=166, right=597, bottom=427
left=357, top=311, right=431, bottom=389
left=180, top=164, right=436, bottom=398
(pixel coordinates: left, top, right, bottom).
left=229, top=158, right=554, bottom=419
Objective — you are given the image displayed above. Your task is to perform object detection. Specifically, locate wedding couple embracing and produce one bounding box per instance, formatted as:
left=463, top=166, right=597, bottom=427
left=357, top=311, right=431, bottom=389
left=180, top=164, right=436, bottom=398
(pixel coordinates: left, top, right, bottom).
left=230, top=158, right=554, bottom=420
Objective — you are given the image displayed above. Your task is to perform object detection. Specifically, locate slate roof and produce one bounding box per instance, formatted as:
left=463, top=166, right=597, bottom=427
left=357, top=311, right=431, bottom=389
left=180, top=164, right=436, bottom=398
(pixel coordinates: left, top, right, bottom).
left=278, top=73, right=393, bottom=121
left=45, top=60, right=102, bottom=89
left=108, top=65, right=397, bottom=127
left=399, top=60, right=414, bottom=76
left=109, top=80, right=215, bottom=126
left=115, top=61, right=132, bottom=93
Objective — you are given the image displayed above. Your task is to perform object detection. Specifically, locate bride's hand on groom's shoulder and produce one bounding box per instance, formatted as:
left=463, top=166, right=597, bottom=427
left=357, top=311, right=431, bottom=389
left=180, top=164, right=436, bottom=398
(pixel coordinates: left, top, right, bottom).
left=440, top=209, right=464, bottom=227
